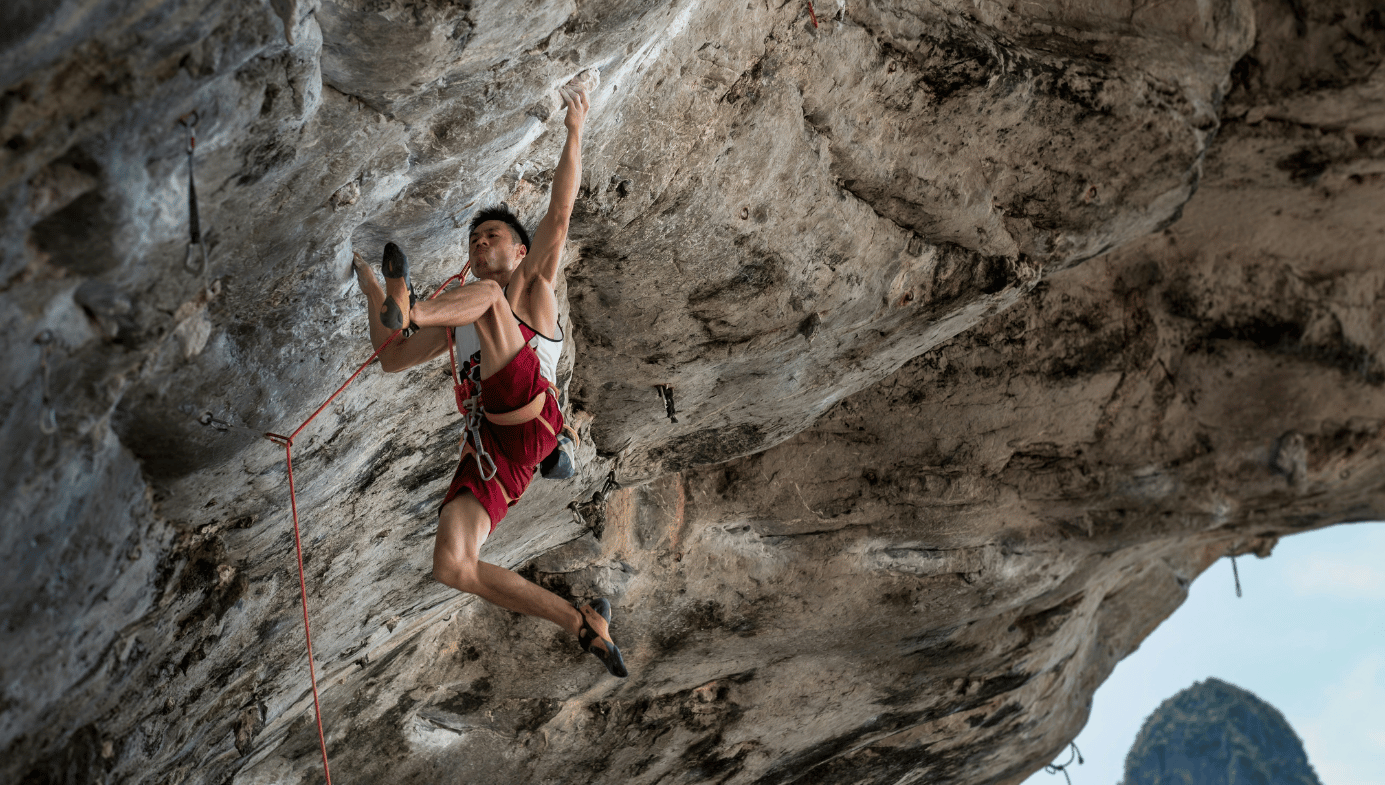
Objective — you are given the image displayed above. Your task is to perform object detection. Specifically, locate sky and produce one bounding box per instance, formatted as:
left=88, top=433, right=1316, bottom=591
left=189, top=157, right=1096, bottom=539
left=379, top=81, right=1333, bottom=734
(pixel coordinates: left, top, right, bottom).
left=1022, top=520, right=1385, bottom=785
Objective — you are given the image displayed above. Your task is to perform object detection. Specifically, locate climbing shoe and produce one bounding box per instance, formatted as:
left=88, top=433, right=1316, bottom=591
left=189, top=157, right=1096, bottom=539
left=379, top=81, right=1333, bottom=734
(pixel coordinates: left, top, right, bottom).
left=577, top=598, right=627, bottom=678
left=380, top=242, right=414, bottom=330
left=540, top=433, right=576, bottom=480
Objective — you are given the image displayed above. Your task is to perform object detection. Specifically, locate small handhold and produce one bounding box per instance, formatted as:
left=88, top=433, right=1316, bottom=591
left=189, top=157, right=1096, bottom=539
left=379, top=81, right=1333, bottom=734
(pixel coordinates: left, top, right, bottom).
left=1272, top=431, right=1307, bottom=486
left=172, top=302, right=212, bottom=358
left=567, top=68, right=601, bottom=95
left=798, top=312, right=822, bottom=343
left=74, top=280, right=132, bottom=338
left=216, top=564, right=236, bottom=588
left=330, top=181, right=360, bottom=210
left=269, top=0, right=299, bottom=44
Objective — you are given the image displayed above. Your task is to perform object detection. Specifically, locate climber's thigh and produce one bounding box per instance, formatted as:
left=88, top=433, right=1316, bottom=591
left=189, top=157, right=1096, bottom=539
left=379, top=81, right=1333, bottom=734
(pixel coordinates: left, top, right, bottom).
left=474, top=296, right=527, bottom=381
left=435, top=493, right=491, bottom=571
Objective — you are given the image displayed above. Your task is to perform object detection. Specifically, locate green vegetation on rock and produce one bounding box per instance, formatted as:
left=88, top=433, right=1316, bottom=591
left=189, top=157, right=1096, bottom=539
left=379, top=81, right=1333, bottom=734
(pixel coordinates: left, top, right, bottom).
left=1122, top=678, right=1322, bottom=785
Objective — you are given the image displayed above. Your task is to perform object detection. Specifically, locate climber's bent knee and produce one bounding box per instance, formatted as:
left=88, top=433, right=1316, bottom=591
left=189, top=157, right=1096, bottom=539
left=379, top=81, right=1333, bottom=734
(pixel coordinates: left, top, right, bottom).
left=433, top=558, right=480, bottom=594
left=434, top=492, right=491, bottom=592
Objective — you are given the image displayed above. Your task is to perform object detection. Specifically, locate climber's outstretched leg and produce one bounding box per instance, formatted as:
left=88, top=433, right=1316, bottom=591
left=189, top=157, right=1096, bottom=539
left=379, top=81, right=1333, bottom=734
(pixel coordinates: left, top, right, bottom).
left=433, top=493, right=580, bottom=628
left=433, top=492, right=627, bottom=676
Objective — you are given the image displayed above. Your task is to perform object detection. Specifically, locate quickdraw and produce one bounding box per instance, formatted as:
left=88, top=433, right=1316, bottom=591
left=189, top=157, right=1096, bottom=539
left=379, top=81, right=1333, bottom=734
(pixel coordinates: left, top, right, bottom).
left=180, top=112, right=209, bottom=275
left=456, top=379, right=500, bottom=483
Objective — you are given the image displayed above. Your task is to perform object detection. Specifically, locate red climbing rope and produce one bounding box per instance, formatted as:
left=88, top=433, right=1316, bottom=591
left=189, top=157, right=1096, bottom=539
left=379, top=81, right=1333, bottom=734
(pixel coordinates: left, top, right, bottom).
left=263, top=262, right=471, bottom=783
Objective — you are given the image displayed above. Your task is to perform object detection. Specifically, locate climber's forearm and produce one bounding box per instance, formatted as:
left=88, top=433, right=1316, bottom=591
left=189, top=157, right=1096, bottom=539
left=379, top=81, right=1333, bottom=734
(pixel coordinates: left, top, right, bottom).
left=548, top=127, right=583, bottom=224
left=520, top=83, right=588, bottom=287
left=527, top=127, right=582, bottom=284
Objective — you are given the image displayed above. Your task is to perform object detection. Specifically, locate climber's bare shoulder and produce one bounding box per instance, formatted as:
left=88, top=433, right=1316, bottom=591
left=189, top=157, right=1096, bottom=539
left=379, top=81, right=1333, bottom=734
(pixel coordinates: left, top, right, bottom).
left=507, top=262, right=559, bottom=338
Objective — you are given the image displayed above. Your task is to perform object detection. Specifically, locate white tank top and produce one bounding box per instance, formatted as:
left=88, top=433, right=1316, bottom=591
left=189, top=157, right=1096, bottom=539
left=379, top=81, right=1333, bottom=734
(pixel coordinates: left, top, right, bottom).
left=452, top=318, right=563, bottom=386
left=523, top=318, right=563, bottom=385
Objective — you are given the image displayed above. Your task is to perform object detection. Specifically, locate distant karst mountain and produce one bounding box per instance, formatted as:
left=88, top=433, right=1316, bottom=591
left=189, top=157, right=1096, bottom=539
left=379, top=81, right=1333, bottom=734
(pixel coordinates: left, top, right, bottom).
left=1121, top=678, right=1322, bottom=785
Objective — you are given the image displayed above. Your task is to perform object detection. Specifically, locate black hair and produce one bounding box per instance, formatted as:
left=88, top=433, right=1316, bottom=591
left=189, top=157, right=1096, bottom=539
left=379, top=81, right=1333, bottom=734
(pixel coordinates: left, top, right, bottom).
left=469, top=205, right=530, bottom=251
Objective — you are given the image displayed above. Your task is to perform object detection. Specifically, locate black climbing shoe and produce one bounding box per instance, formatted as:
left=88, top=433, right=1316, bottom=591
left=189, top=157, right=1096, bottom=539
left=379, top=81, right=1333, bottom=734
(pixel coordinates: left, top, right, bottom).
left=380, top=242, right=414, bottom=330
left=541, top=434, right=576, bottom=480
left=577, top=598, right=627, bottom=678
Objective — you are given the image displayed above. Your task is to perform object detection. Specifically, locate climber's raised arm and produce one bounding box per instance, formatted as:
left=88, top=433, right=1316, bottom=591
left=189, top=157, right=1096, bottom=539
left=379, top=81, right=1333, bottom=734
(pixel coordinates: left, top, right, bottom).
left=512, top=81, right=588, bottom=317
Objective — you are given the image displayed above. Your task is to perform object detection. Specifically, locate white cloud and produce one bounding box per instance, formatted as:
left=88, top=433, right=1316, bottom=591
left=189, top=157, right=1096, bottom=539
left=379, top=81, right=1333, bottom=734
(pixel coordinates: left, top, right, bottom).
left=1284, top=554, right=1385, bottom=599
left=1296, top=653, right=1385, bottom=785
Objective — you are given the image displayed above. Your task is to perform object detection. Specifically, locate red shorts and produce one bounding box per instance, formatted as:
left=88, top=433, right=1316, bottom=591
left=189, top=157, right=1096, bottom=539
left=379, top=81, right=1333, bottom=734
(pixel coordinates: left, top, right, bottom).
left=441, top=344, right=563, bottom=532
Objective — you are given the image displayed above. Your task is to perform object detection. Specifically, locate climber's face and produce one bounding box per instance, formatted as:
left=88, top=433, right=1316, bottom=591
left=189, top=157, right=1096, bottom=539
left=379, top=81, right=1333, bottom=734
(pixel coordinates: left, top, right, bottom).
left=468, top=220, right=527, bottom=276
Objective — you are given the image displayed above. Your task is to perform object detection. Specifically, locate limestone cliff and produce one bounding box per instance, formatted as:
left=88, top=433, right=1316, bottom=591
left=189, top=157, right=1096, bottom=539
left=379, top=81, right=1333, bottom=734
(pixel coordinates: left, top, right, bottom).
left=2, top=0, right=1383, bottom=783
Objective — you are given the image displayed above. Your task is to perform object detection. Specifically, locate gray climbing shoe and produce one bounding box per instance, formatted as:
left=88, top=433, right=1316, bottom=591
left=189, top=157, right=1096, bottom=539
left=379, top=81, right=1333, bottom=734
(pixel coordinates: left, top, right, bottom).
left=380, top=242, right=414, bottom=330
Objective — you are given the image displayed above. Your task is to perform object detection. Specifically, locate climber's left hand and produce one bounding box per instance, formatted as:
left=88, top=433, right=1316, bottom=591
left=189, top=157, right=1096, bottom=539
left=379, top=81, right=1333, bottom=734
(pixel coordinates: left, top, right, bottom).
left=560, top=83, right=589, bottom=133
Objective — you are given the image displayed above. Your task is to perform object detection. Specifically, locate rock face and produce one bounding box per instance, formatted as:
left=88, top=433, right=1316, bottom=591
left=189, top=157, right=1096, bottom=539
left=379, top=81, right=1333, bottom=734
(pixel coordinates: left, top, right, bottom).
left=1121, top=678, right=1322, bottom=785
left=1, top=0, right=1383, bottom=784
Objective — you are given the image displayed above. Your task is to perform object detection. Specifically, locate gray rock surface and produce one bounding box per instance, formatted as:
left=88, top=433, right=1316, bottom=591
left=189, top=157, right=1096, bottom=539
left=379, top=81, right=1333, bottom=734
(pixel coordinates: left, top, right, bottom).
left=1, top=0, right=1382, bottom=783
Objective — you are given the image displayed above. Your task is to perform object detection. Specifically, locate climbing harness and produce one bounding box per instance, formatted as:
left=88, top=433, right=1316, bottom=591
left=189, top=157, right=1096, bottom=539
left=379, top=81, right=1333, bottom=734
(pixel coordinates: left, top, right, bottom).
left=447, top=324, right=500, bottom=483
left=262, top=263, right=471, bottom=785
left=1044, top=742, right=1083, bottom=785
left=35, top=330, right=57, bottom=434
left=1231, top=555, right=1242, bottom=598
left=180, top=113, right=209, bottom=276
left=444, top=306, right=562, bottom=494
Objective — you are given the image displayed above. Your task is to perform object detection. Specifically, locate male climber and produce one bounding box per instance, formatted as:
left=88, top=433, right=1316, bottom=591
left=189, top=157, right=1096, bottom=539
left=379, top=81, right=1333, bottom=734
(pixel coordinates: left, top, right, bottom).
left=350, top=78, right=626, bottom=677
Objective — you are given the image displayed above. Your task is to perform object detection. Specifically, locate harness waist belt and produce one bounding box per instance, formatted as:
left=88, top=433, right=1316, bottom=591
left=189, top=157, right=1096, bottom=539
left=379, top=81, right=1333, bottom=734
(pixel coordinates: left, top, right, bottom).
left=460, top=384, right=560, bottom=507
left=483, top=385, right=558, bottom=437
